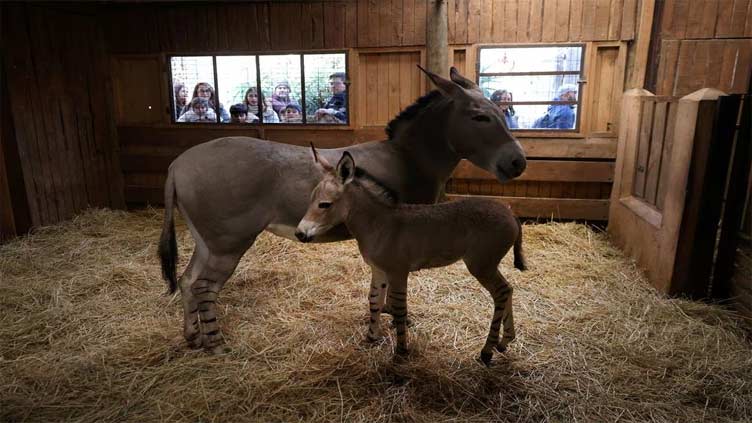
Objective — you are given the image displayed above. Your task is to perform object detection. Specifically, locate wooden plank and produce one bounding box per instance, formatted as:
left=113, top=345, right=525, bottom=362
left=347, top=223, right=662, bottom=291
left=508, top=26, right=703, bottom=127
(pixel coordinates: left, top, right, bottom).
left=594, top=0, right=611, bottom=40
left=306, top=3, right=325, bottom=50
left=656, top=101, right=677, bottom=211
left=608, top=0, right=623, bottom=40
left=554, top=0, right=570, bottom=42
left=324, top=3, right=344, bottom=48
left=447, top=0, right=457, bottom=43
left=541, top=0, right=557, bottom=41
left=467, top=0, right=481, bottom=43
left=345, top=0, right=358, bottom=48
left=455, top=0, right=469, bottom=43
left=620, top=0, right=637, bottom=40
left=452, top=159, right=615, bottom=182
left=529, top=0, right=544, bottom=41
left=655, top=40, right=680, bottom=96
left=377, top=54, right=390, bottom=124
left=517, top=0, right=531, bottom=42
left=633, top=99, right=654, bottom=198
left=731, top=39, right=752, bottom=93
left=747, top=0, right=752, bottom=36
left=388, top=55, right=401, bottom=119
left=379, top=0, right=395, bottom=46
left=580, top=0, right=597, bottom=40
left=479, top=0, right=493, bottom=42
left=447, top=195, right=611, bottom=220
left=504, top=0, right=518, bottom=41
left=403, top=0, right=416, bottom=45
left=730, top=0, right=751, bottom=37
left=399, top=53, right=415, bottom=110
left=414, top=0, right=427, bottom=44
left=644, top=101, right=667, bottom=205
left=685, top=0, right=717, bottom=39
left=569, top=0, right=583, bottom=41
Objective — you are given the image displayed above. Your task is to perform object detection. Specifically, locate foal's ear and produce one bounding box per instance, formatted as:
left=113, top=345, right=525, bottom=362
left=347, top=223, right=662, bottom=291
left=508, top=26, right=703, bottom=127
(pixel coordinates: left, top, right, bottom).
left=310, top=143, right=333, bottom=172
left=417, top=65, right=466, bottom=99
left=336, top=152, right=356, bottom=185
left=449, top=66, right=479, bottom=90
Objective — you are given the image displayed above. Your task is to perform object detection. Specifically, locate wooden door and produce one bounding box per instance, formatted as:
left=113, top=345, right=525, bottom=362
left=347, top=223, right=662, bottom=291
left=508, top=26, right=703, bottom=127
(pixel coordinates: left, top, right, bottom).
left=608, top=88, right=740, bottom=297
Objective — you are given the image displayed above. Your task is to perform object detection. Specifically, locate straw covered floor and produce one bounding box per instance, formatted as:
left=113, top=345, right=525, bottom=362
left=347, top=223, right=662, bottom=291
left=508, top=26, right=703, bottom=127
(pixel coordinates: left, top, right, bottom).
left=1, top=209, right=751, bottom=422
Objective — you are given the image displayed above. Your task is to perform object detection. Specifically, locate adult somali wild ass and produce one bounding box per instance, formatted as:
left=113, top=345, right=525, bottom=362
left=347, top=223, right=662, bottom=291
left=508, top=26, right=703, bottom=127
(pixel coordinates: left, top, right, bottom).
left=295, top=149, right=526, bottom=365
left=159, top=67, right=527, bottom=353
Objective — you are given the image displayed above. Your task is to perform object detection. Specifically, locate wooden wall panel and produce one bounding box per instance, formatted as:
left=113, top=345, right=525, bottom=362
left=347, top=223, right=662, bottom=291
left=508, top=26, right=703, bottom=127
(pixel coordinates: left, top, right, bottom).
left=357, top=51, right=423, bottom=126
left=661, top=0, right=752, bottom=39
left=2, top=4, right=124, bottom=228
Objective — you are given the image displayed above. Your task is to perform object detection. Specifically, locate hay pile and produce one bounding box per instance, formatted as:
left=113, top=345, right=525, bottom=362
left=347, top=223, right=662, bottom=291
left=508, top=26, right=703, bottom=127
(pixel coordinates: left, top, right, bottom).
left=1, top=209, right=751, bottom=422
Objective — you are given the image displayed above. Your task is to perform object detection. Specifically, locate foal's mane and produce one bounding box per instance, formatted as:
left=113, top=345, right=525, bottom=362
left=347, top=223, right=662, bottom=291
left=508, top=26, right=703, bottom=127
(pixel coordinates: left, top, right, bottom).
left=384, top=90, right=445, bottom=140
left=353, top=167, right=399, bottom=207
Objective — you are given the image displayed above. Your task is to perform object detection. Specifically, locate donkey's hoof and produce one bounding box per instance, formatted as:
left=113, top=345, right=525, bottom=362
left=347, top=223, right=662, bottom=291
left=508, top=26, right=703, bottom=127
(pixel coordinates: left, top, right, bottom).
left=207, top=344, right=232, bottom=355
left=479, top=351, right=494, bottom=366
left=495, top=343, right=508, bottom=353
left=185, top=334, right=203, bottom=349
left=365, top=333, right=383, bottom=344
left=395, top=346, right=409, bottom=356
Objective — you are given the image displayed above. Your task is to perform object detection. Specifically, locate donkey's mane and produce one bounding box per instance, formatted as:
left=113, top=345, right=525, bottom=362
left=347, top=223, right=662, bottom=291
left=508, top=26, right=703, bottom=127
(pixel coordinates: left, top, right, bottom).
left=353, top=167, right=399, bottom=206
left=385, top=90, right=444, bottom=139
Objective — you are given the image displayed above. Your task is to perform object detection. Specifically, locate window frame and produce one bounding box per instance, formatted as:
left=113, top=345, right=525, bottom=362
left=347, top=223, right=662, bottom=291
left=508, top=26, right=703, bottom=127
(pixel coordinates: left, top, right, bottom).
left=167, top=49, right=350, bottom=127
left=476, top=43, right=586, bottom=133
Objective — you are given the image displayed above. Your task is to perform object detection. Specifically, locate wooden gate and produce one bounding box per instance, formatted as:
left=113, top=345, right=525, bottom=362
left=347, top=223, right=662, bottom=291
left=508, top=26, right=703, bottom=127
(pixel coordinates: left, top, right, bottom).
left=608, top=88, right=742, bottom=298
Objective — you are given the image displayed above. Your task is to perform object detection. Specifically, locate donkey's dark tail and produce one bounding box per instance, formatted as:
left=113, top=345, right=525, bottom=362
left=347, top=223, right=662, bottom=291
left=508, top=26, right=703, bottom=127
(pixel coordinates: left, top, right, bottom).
left=513, top=217, right=528, bottom=271
left=158, top=169, right=179, bottom=294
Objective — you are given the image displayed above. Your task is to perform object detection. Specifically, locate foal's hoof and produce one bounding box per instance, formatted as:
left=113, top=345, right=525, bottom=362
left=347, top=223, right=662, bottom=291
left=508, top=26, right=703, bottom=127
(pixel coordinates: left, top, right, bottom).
left=479, top=351, right=494, bottom=366
left=395, top=346, right=409, bottom=356
left=207, top=344, right=232, bottom=355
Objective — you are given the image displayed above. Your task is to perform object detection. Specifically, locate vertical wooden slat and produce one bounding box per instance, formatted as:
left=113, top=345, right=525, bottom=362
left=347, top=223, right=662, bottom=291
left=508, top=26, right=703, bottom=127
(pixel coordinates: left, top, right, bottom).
left=731, top=39, right=752, bottom=93
left=517, top=0, right=531, bottom=42
left=747, top=0, right=752, bottom=36
left=608, top=0, right=623, bottom=40
left=388, top=55, right=401, bottom=119
left=491, top=0, right=505, bottom=41
left=357, top=0, right=369, bottom=46
left=504, top=0, right=518, bottom=41
left=685, top=0, right=716, bottom=39
left=392, top=0, right=405, bottom=46
left=730, top=0, right=751, bottom=37
left=399, top=53, right=414, bottom=110
left=541, top=0, right=557, bottom=41
left=655, top=40, right=680, bottom=95
left=377, top=55, right=390, bottom=124
left=554, top=0, right=570, bottom=42
left=644, top=101, right=667, bottom=205
left=529, top=0, right=544, bottom=41
left=633, top=99, right=654, bottom=199
left=669, top=0, right=689, bottom=39
left=581, top=0, right=597, bottom=40
left=447, top=0, right=457, bottom=43
left=414, top=0, right=427, bottom=44
left=620, top=0, right=637, bottom=40
left=656, top=104, right=676, bottom=209
left=594, top=0, right=611, bottom=40
left=569, top=0, right=583, bottom=41
left=345, top=0, right=358, bottom=47
left=467, top=0, right=481, bottom=44
left=479, top=0, right=494, bottom=42
left=403, top=0, right=416, bottom=45
left=324, top=3, right=345, bottom=48
left=379, top=0, right=393, bottom=46
left=455, top=0, right=469, bottom=43
left=672, top=40, right=694, bottom=96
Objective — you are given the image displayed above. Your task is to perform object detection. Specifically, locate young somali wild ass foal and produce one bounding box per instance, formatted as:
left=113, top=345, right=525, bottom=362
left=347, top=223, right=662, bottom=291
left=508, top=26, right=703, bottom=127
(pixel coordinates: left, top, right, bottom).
left=159, top=67, right=527, bottom=353
left=295, top=149, right=527, bottom=365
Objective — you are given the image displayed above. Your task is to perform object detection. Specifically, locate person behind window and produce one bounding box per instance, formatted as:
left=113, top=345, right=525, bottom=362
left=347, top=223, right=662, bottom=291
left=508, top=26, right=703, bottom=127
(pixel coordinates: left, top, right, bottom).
left=490, top=89, right=518, bottom=129
left=532, top=84, right=578, bottom=129
left=313, top=72, right=347, bottom=124
left=173, top=83, right=189, bottom=121
left=243, top=87, right=279, bottom=123
left=230, top=103, right=252, bottom=123
left=185, top=82, right=230, bottom=123
left=280, top=104, right=303, bottom=124
left=270, top=81, right=299, bottom=115
left=177, top=97, right=217, bottom=123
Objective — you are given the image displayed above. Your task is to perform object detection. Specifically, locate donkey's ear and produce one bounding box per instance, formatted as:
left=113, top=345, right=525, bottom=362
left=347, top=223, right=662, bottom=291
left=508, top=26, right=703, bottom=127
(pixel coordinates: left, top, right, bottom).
left=417, top=65, right=466, bottom=99
left=336, top=152, right=356, bottom=185
left=450, top=66, right=478, bottom=90
left=310, top=143, right=333, bottom=172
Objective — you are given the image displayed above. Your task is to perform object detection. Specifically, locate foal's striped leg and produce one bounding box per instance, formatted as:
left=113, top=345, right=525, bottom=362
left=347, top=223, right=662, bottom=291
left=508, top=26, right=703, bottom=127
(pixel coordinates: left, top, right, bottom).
left=473, top=269, right=514, bottom=365
left=387, top=272, right=410, bottom=355
left=365, top=266, right=388, bottom=342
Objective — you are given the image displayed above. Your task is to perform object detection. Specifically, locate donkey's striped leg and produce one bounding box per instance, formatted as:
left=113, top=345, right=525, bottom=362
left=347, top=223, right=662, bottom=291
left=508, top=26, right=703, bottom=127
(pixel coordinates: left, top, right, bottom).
left=365, top=266, right=388, bottom=342
left=386, top=272, right=410, bottom=355
left=191, top=252, right=244, bottom=354
left=468, top=265, right=514, bottom=366
left=498, top=272, right=516, bottom=353
left=178, top=252, right=202, bottom=349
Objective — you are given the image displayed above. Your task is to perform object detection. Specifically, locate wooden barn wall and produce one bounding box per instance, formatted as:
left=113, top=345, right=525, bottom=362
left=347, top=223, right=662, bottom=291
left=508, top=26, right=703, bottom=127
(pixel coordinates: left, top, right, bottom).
left=651, top=0, right=752, bottom=96
left=105, top=0, right=644, bottom=220
left=1, top=4, right=125, bottom=231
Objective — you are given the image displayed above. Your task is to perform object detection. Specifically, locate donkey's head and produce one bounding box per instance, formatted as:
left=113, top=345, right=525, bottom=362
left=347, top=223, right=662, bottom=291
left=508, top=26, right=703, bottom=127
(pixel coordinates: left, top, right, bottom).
left=420, top=66, right=527, bottom=182
left=295, top=147, right=356, bottom=243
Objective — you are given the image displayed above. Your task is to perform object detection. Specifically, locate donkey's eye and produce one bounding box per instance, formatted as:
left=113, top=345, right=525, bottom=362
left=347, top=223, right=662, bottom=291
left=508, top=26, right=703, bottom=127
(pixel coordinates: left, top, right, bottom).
left=472, top=115, right=491, bottom=122
left=318, top=202, right=332, bottom=209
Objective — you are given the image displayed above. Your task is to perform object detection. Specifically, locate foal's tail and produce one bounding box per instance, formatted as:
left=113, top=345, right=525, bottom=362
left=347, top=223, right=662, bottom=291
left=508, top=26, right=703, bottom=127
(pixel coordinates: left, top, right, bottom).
left=513, top=217, right=528, bottom=271
left=158, top=169, right=179, bottom=295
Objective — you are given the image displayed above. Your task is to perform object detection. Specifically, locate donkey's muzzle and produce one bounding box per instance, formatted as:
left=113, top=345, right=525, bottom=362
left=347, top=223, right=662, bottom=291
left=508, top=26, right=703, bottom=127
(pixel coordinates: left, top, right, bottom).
left=295, top=230, right=311, bottom=243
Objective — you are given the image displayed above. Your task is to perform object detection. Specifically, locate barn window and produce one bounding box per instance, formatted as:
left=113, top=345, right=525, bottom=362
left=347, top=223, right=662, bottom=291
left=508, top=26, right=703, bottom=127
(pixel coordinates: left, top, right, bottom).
left=477, top=45, right=585, bottom=131
left=169, top=52, right=348, bottom=126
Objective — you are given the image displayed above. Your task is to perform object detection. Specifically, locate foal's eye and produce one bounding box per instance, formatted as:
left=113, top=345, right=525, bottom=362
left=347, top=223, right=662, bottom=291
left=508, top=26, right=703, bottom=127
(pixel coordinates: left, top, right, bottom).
left=472, top=115, right=491, bottom=122
left=318, top=202, right=332, bottom=209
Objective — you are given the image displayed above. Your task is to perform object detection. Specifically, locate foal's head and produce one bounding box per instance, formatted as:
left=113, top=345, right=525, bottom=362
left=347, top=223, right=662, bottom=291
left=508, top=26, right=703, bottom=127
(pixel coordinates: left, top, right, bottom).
left=295, top=148, right=376, bottom=243
left=420, top=66, right=527, bottom=182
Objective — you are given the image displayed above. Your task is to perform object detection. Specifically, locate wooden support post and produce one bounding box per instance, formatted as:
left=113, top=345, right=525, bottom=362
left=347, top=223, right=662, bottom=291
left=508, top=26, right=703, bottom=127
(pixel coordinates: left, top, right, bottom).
left=426, top=0, right=448, bottom=78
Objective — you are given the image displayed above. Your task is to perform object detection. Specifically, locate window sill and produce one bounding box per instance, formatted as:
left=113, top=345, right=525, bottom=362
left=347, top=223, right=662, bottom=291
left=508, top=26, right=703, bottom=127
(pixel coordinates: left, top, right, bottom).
left=116, top=123, right=356, bottom=131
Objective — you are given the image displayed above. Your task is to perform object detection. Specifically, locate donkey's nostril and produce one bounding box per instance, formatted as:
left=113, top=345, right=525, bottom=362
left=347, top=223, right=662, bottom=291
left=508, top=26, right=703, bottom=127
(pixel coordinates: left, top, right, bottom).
left=295, top=230, right=307, bottom=242
left=511, top=158, right=526, bottom=176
